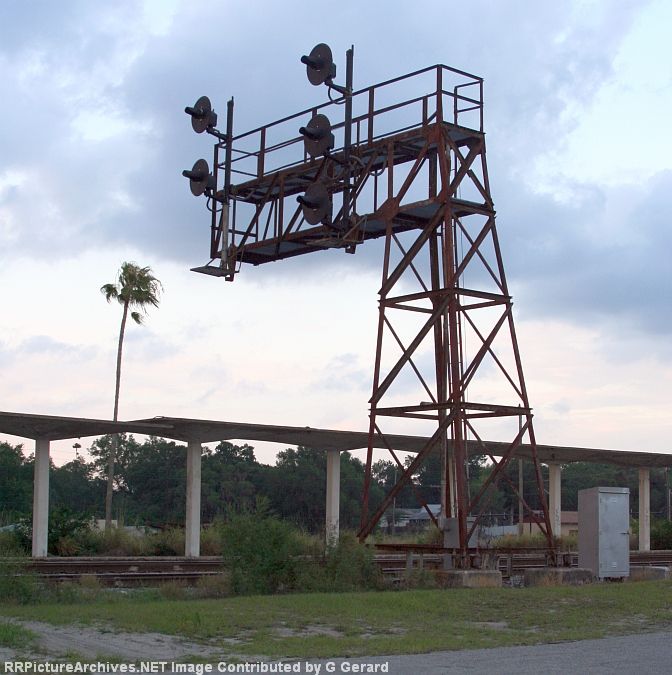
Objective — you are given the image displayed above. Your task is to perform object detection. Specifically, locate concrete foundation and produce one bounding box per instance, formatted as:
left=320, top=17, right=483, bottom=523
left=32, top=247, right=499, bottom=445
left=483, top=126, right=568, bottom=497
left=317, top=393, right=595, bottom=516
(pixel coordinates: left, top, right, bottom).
left=524, top=567, right=593, bottom=586
left=434, top=570, right=502, bottom=588
left=628, top=566, right=670, bottom=582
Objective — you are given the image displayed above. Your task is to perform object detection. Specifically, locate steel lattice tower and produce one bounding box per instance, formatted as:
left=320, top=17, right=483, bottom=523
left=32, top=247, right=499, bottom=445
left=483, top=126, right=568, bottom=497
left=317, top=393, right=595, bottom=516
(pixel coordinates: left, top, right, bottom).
left=183, top=53, right=555, bottom=565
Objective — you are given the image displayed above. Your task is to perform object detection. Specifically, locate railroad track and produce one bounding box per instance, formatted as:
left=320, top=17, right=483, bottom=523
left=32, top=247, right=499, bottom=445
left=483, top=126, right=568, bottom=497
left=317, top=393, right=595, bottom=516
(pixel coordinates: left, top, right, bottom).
left=372, top=550, right=672, bottom=581
left=4, top=550, right=672, bottom=586
left=16, top=556, right=224, bottom=585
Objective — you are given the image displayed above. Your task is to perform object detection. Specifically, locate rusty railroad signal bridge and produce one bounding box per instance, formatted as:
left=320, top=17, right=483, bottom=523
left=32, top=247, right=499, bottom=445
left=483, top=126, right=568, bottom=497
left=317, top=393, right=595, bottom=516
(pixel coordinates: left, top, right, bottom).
left=183, top=44, right=555, bottom=566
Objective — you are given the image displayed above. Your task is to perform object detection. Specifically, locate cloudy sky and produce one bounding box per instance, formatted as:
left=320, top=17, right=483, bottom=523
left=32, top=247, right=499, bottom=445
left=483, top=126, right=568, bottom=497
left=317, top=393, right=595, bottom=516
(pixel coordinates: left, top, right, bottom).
left=1, top=0, right=671, bottom=466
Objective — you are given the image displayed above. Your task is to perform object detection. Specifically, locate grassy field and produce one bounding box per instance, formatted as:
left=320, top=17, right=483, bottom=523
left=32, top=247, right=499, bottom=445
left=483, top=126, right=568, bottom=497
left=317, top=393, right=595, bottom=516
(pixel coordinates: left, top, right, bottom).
left=1, top=582, right=672, bottom=658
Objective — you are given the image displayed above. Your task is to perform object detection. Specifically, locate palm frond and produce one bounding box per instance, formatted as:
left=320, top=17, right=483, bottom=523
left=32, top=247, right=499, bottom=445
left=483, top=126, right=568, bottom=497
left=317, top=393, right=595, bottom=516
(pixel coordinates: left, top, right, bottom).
left=130, top=311, right=143, bottom=325
left=100, top=283, right=119, bottom=303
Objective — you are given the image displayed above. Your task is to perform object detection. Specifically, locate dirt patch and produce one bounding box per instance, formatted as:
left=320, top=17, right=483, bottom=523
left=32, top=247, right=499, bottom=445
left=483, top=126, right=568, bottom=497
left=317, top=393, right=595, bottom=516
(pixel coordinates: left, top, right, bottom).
left=3, top=619, right=223, bottom=662
left=273, top=624, right=343, bottom=638
left=468, top=621, right=509, bottom=631
left=361, top=627, right=408, bottom=639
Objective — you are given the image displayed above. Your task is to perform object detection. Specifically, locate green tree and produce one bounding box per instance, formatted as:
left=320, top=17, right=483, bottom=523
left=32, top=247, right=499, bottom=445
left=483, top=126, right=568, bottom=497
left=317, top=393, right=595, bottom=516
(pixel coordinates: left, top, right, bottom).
left=201, top=442, right=262, bottom=520
left=372, top=459, right=415, bottom=510
left=101, top=262, right=162, bottom=529
left=339, top=452, right=384, bottom=531
left=267, top=447, right=326, bottom=531
left=265, top=447, right=383, bottom=534
left=122, top=437, right=186, bottom=525
left=51, top=457, right=103, bottom=516
left=89, top=433, right=142, bottom=495
left=0, top=441, right=32, bottom=521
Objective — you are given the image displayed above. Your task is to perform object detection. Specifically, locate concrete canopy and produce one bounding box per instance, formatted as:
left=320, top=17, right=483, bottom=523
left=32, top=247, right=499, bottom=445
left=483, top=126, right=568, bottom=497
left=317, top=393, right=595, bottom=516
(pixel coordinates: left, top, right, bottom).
left=1, top=411, right=670, bottom=468
left=475, top=440, right=672, bottom=469
left=130, top=416, right=424, bottom=450
left=132, top=417, right=672, bottom=469
left=0, top=411, right=172, bottom=441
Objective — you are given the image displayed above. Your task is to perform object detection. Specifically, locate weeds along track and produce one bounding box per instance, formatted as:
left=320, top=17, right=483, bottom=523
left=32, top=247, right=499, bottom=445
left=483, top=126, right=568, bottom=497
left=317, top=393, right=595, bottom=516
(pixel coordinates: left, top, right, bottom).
left=8, top=551, right=672, bottom=586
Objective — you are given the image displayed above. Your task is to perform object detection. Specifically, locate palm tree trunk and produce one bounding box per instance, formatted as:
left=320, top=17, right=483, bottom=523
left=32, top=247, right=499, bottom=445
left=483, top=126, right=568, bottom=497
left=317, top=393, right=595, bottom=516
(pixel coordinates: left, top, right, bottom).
left=105, top=300, right=129, bottom=530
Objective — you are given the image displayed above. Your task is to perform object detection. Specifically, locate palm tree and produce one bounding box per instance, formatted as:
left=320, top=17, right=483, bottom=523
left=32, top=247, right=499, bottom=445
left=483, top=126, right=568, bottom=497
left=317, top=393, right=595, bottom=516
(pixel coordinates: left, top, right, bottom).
left=101, top=262, right=162, bottom=529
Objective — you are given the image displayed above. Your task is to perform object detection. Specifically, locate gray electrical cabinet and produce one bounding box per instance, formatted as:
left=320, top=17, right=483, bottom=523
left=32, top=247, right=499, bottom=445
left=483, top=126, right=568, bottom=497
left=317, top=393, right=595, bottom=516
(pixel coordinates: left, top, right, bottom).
left=578, top=487, right=630, bottom=579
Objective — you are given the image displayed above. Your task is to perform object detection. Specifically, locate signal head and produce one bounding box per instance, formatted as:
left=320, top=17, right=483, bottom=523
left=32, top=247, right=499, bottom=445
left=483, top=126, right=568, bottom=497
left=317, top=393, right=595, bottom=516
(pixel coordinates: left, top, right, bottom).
left=182, top=158, right=214, bottom=197
left=301, top=43, right=336, bottom=86
left=299, top=113, right=335, bottom=158
left=297, top=181, right=331, bottom=225
left=184, top=95, right=218, bottom=133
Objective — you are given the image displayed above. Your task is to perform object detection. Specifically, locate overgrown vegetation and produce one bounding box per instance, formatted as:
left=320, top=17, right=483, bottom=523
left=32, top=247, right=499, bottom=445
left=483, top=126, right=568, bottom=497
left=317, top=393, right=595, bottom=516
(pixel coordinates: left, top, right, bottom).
left=652, top=519, right=672, bottom=549
left=220, top=502, right=306, bottom=595
left=219, top=503, right=381, bottom=595
left=2, top=523, right=217, bottom=558
left=0, top=505, right=385, bottom=604
left=494, top=532, right=578, bottom=550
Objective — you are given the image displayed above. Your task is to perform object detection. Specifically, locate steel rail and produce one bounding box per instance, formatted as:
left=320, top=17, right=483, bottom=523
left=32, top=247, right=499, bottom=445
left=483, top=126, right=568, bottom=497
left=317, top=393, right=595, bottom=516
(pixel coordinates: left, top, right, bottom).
left=8, top=551, right=672, bottom=586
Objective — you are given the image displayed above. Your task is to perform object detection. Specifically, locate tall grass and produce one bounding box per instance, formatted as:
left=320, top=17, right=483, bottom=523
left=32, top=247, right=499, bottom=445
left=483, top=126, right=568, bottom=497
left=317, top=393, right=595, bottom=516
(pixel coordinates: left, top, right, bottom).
left=494, top=533, right=577, bottom=550
left=0, top=557, right=42, bottom=604
left=299, top=533, right=384, bottom=593
left=0, top=620, right=37, bottom=648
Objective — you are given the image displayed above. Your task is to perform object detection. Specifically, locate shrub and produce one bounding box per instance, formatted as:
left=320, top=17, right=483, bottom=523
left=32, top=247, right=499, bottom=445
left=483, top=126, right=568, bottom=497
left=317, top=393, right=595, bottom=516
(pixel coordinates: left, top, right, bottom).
left=200, top=525, right=222, bottom=556
left=86, top=527, right=154, bottom=556
left=0, top=530, right=27, bottom=556
left=54, top=535, right=82, bottom=556
left=297, top=533, right=383, bottom=593
left=12, top=519, right=32, bottom=552
left=219, top=503, right=304, bottom=595
left=11, top=508, right=94, bottom=555
left=149, top=528, right=185, bottom=556
left=495, top=532, right=559, bottom=549
left=322, top=533, right=382, bottom=591
left=651, top=520, right=672, bottom=550
left=49, top=508, right=92, bottom=554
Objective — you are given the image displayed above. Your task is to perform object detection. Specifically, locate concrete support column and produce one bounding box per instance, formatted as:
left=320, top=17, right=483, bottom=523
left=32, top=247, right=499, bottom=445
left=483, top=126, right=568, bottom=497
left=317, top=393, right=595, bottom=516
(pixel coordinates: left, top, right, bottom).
left=517, top=458, right=525, bottom=535
left=548, top=462, right=562, bottom=539
left=325, top=449, right=340, bottom=547
left=32, top=438, right=50, bottom=558
left=185, top=440, right=202, bottom=558
left=639, top=468, right=651, bottom=552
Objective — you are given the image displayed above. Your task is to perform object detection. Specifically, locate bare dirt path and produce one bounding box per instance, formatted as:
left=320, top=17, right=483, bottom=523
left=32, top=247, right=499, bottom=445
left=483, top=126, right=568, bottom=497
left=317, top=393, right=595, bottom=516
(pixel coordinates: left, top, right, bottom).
left=3, top=619, right=222, bottom=662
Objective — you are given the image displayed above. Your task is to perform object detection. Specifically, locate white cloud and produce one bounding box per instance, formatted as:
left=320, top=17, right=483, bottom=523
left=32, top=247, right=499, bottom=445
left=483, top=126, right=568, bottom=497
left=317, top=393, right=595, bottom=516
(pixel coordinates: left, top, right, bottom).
left=0, top=0, right=670, bottom=467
